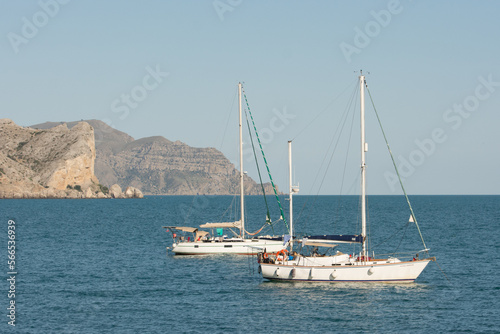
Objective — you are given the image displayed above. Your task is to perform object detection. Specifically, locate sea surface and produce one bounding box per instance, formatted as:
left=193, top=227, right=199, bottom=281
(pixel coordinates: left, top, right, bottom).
left=1, top=195, right=499, bottom=333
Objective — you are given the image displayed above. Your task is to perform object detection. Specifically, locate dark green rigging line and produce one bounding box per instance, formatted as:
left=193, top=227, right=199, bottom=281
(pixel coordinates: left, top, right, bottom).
left=241, top=85, right=289, bottom=232
left=244, top=108, right=272, bottom=227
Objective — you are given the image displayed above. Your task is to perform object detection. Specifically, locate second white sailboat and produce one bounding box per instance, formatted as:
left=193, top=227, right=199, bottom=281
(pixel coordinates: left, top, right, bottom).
left=164, top=82, right=285, bottom=255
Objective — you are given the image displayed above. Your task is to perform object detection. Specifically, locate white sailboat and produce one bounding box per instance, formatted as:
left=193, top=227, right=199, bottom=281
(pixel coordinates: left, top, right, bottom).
left=164, top=83, right=284, bottom=255
left=258, top=73, right=435, bottom=282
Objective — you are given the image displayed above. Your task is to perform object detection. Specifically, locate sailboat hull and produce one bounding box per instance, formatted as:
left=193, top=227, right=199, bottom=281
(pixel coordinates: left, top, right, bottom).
left=260, top=259, right=433, bottom=283
left=258, top=75, right=434, bottom=283
left=172, top=239, right=284, bottom=255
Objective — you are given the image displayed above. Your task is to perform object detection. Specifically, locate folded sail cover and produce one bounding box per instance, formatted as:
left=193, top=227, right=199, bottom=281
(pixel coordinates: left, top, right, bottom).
left=199, top=221, right=242, bottom=229
left=162, top=226, right=199, bottom=233
left=304, top=234, right=363, bottom=244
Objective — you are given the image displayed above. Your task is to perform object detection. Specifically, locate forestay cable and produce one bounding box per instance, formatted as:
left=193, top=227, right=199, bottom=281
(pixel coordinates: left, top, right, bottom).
left=365, top=82, right=428, bottom=252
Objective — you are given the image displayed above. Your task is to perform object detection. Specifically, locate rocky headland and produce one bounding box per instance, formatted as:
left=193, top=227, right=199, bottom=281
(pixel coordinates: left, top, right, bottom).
left=0, top=119, right=142, bottom=199
left=1, top=118, right=277, bottom=198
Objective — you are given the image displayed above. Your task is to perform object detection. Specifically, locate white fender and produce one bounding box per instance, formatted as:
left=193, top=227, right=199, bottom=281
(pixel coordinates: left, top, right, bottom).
left=330, top=270, right=337, bottom=280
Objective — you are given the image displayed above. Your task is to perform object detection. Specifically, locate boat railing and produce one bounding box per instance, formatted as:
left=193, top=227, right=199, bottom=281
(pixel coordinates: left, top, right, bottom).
left=374, top=249, right=430, bottom=261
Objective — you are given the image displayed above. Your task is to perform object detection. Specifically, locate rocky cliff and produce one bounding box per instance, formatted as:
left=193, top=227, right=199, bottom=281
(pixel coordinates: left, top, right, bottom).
left=0, top=119, right=142, bottom=199
left=31, top=120, right=277, bottom=195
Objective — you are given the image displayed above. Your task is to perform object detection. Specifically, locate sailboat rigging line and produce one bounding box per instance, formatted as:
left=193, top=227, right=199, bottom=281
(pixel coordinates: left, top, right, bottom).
left=366, top=195, right=371, bottom=255
left=219, top=88, right=238, bottom=149
left=339, top=96, right=358, bottom=196
left=292, top=77, right=358, bottom=141
left=391, top=221, right=410, bottom=257
left=294, top=86, right=358, bottom=234
left=217, top=194, right=237, bottom=223
left=295, top=83, right=359, bottom=231
left=356, top=190, right=362, bottom=254
left=244, top=108, right=272, bottom=224
left=182, top=180, right=226, bottom=225
left=371, top=220, right=410, bottom=249
left=434, top=259, right=451, bottom=283
left=365, top=84, right=429, bottom=253
left=335, top=92, right=358, bottom=231
left=245, top=217, right=281, bottom=235
left=314, top=83, right=359, bottom=197
left=183, top=87, right=239, bottom=226
left=241, top=85, right=288, bottom=232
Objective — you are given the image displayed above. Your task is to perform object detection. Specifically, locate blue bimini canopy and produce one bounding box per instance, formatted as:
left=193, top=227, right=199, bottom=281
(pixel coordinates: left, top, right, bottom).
left=304, top=234, right=363, bottom=244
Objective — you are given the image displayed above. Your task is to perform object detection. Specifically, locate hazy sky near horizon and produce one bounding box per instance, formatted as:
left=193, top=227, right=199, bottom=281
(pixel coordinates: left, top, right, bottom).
left=1, top=1, right=499, bottom=195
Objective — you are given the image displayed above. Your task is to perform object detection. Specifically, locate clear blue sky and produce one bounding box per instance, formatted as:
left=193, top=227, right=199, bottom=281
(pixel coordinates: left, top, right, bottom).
left=1, top=0, right=499, bottom=195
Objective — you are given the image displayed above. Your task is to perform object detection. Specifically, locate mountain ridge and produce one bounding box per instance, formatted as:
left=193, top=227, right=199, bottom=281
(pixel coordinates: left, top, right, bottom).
left=31, top=119, right=277, bottom=195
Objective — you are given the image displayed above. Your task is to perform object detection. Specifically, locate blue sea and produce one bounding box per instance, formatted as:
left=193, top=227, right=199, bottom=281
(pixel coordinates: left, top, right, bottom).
left=1, top=195, right=499, bottom=333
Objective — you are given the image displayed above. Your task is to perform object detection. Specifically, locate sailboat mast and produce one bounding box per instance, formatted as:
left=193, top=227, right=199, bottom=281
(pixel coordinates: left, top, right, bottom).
left=360, top=74, right=367, bottom=259
left=238, top=82, right=245, bottom=239
left=288, top=140, right=293, bottom=252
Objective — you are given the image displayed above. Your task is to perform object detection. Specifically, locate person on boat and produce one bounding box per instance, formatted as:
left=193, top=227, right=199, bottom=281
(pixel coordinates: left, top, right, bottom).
left=312, top=247, right=319, bottom=257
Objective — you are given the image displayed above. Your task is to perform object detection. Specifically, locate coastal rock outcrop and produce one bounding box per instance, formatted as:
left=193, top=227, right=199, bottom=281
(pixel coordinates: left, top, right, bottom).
left=0, top=119, right=143, bottom=199
left=31, top=120, right=278, bottom=195
left=109, top=184, right=123, bottom=198
left=124, top=186, right=143, bottom=199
